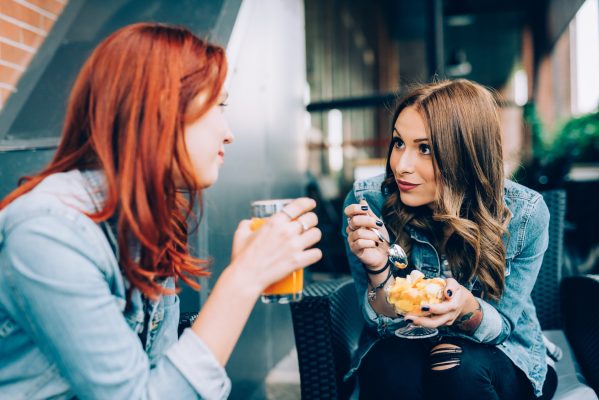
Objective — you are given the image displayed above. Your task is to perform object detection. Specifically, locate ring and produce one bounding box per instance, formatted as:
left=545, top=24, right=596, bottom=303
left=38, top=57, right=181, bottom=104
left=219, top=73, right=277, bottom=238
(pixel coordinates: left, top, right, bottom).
left=347, top=217, right=356, bottom=231
left=297, top=219, right=309, bottom=234
left=281, top=208, right=295, bottom=220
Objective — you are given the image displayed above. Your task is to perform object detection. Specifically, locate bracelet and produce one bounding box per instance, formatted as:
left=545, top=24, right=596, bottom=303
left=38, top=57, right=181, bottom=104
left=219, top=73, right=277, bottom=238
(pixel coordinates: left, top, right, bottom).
left=364, top=260, right=391, bottom=275
left=367, top=268, right=393, bottom=302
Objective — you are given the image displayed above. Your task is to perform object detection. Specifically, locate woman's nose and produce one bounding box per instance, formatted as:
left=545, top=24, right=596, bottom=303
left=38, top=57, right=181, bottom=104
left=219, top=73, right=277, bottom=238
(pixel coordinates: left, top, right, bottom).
left=395, top=151, right=416, bottom=174
left=223, top=120, right=234, bottom=144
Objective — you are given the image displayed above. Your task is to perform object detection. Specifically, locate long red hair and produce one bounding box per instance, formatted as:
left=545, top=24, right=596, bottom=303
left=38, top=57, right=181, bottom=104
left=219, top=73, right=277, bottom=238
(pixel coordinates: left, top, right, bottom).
left=0, top=23, right=227, bottom=299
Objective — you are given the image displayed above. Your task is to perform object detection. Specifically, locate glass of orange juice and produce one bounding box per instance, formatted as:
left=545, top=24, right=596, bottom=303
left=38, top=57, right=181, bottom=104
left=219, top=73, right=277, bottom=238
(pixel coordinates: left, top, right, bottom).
left=251, top=199, right=304, bottom=304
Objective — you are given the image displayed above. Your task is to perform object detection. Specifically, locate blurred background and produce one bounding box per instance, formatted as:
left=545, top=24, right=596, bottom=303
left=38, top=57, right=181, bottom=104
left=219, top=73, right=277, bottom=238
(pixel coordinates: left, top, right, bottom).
left=0, top=0, right=597, bottom=398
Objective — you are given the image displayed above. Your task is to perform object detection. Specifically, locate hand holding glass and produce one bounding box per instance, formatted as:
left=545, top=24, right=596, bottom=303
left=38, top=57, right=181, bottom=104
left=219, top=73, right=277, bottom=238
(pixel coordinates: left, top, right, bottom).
left=250, top=199, right=304, bottom=304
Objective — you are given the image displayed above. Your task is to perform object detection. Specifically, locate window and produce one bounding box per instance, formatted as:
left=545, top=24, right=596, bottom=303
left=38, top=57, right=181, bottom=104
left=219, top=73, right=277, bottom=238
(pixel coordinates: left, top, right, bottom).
left=571, top=0, right=599, bottom=115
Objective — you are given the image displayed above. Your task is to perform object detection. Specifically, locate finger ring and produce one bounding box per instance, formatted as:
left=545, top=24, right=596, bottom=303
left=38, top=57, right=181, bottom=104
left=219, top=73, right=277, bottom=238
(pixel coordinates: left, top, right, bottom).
left=281, top=208, right=295, bottom=220
left=297, top=219, right=309, bottom=234
left=347, top=217, right=356, bottom=231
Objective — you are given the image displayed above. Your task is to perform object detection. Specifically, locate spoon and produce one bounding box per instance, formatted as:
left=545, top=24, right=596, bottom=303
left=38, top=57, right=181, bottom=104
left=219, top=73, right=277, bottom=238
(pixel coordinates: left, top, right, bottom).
left=370, top=228, right=409, bottom=268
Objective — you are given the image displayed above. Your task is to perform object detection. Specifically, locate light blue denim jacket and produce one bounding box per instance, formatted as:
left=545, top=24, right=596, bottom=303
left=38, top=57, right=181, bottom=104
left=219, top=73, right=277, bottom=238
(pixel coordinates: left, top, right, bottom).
left=0, top=170, right=231, bottom=399
left=342, top=173, right=550, bottom=397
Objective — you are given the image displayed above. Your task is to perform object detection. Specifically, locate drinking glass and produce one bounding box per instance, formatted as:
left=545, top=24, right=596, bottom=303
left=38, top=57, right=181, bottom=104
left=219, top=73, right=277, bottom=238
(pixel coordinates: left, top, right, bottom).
left=250, top=199, right=303, bottom=304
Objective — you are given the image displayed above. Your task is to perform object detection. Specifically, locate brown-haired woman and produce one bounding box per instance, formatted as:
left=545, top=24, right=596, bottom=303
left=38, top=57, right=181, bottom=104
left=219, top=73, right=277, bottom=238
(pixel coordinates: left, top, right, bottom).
left=343, top=79, right=557, bottom=399
left=0, top=23, right=321, bottom=399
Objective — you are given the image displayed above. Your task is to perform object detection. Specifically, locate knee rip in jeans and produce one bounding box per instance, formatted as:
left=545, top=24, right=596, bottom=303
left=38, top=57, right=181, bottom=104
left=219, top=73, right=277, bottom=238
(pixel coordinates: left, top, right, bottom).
left=430, top=343, right=462, bottom=371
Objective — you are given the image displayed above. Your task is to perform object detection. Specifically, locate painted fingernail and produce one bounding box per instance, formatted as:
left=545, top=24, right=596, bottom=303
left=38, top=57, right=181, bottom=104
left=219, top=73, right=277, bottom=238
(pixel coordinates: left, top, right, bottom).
left=376, top=220, right=383, bottom=227
left=447, top=289, right=453, bottom=297
left=361, top=205, right=368, bottom=211
left=421, top=306, right=430, bottom=312
left=375, top=242, right=379, bottom=247
left=405, top=319, right=413, bottom=324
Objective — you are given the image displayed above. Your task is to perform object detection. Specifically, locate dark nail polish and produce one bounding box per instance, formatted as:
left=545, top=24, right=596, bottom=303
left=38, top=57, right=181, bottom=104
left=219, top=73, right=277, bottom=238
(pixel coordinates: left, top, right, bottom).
left=421, top=306, right=430, bottom=312
left=447, top=289, right=453, bottom=297
left=405, top=319, right=413, bottom=324
left=375, top=242, right=379, bottom=247
left=361, top=205, right=368, bottom=211
left=376, top=220, right=383, bottom=227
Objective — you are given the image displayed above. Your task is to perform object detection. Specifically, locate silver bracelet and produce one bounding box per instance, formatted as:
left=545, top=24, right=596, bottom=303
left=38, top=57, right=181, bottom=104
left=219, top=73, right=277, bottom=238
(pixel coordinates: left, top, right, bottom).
left=367, top=268, right=393, bottom=302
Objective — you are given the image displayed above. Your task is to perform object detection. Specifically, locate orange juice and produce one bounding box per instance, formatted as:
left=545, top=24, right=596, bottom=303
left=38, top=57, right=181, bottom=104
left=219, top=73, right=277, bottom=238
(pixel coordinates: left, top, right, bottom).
left=262, top=269, right=303, bottom=296
left=250, top=214, right=304, bottom=303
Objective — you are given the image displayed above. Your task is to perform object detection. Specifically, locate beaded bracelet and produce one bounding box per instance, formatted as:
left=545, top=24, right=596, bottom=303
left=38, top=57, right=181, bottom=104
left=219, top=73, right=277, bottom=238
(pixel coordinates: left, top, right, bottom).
left=367, top=267, right=393, bottom=302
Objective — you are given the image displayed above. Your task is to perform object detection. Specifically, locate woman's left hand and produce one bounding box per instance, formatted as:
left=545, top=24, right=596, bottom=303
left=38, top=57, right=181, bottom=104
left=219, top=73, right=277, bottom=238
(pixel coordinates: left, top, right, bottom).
left=405, top=278, right=481, bottom=330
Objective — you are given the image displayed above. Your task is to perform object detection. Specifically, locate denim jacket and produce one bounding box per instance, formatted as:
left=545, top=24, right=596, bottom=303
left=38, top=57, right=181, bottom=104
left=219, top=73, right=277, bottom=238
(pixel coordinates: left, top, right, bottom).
left=0, top=170, right=231, bottom=399
left=342, top=174, right=550, bottom=397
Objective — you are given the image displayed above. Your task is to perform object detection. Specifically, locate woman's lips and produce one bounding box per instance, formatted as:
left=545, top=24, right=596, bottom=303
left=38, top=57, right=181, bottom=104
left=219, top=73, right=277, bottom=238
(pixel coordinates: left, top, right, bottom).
left=396, top=179, right=419, bottom=191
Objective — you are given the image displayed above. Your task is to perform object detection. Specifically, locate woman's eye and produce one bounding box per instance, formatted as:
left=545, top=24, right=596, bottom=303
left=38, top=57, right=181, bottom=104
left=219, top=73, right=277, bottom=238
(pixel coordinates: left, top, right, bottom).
left=419, top=144, right=431, bottom=155
left=392, top=137, right=404, bottom=149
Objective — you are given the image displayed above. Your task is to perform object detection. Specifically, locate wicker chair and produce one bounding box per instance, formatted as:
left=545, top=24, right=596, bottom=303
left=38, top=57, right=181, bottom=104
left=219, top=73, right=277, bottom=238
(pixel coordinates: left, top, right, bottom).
left=289, top=190, right=599, bottom=399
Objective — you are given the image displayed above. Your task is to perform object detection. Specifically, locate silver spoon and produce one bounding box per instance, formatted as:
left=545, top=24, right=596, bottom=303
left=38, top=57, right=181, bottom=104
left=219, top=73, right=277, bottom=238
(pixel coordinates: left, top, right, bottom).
left=370, top=228, right=408, bottom=267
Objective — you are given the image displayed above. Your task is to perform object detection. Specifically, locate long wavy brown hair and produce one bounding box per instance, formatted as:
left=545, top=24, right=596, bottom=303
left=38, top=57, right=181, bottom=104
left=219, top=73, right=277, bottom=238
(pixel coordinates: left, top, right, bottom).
left=0, top=23, right=227, bottom=300
left=382, top=79, right=511, bottom=301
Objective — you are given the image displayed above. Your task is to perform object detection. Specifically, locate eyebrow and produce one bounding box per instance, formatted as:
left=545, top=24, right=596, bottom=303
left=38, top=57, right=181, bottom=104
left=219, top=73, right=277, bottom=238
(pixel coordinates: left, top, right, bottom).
left=393, top=127, right=429, bottom=143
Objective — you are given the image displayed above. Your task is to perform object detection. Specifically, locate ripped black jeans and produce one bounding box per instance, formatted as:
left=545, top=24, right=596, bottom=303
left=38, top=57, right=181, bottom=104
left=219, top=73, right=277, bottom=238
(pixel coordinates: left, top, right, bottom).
left=358, top=337, right=557, bottom=400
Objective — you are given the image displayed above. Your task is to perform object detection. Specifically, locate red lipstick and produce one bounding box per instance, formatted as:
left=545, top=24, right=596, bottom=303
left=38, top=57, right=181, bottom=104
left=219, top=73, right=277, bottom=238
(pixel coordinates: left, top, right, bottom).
left=396, top=180, right=419, bottom=191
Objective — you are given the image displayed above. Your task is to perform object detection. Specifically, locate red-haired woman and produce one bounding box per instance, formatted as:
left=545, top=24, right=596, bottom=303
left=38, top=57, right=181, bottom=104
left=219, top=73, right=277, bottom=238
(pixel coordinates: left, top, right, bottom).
left=0, top=23, right=321, bottom=399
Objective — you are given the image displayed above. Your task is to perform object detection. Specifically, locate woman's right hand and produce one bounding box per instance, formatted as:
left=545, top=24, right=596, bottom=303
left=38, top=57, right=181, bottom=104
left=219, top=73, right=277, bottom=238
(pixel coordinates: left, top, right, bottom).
left=344, top=200, right=389, bottom=271
left=193, top=198, right=321, bottom=365
left=229, top=198, right=322, bottom=295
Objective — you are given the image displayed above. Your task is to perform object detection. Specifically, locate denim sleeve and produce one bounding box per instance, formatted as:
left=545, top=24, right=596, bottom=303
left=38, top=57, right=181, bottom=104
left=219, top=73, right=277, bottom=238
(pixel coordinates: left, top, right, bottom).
left=342, top=191, right=403, bottom=337
left=1, top=214, right=230, bottom=400
left=450, top=194, right=550, bottom=344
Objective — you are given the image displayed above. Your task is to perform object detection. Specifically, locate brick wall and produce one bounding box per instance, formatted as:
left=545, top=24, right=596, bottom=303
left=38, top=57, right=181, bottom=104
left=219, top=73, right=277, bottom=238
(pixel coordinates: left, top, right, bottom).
left=0, top=0, right=67, bottom=110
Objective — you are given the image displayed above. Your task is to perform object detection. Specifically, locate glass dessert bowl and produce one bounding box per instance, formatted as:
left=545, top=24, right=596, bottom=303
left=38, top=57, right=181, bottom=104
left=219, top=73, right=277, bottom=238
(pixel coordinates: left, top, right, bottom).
left=385, top=269, right=446, bottom=339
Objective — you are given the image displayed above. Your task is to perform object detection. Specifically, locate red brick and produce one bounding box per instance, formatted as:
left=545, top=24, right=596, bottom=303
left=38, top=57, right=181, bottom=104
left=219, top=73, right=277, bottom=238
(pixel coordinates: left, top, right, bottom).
left=0, top=42, right=30, bottom=65
left=0, top=19, right=22, bottom=42
left=0, top=64, right=21, bottom=87
left=21, top=29, right=44, bottom=48
left=24, top=0, right=65, bottom=16
left=40, top=14, right=54, bottom=31
left=0, top=1, right=45, bottom=31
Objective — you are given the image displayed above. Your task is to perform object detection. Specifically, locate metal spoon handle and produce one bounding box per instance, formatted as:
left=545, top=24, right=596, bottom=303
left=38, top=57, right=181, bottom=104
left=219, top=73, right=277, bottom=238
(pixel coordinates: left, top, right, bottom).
left=370, top=227, right=389, bottom=244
